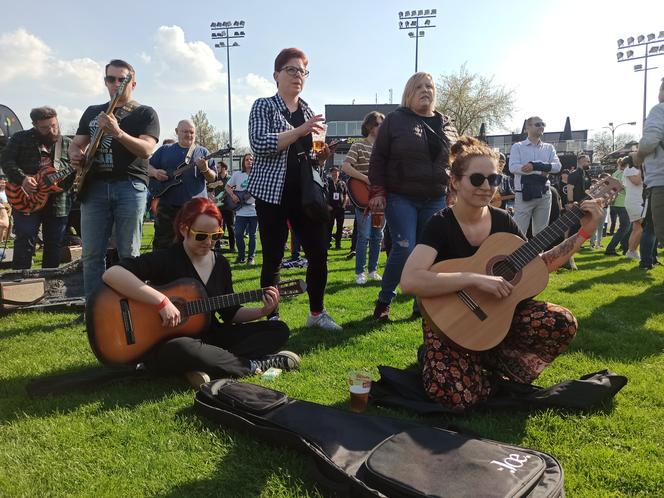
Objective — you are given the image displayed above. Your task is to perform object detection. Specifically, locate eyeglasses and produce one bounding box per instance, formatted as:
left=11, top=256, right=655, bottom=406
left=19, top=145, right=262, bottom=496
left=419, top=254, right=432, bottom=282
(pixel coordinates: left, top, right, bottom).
left=532, top=122, right=546, bottom=128
left=464, top=173, right=502, bottom=187
left=280, top=66, right=309, bottom=78
left=188, top=228, right=223, bottom=241
left=104, top=76, right=128, bottom=84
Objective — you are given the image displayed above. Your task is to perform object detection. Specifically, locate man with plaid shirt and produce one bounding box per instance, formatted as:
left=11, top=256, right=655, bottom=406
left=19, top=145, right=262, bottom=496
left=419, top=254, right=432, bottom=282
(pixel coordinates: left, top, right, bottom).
left=0, top=106, right=73, bottom=269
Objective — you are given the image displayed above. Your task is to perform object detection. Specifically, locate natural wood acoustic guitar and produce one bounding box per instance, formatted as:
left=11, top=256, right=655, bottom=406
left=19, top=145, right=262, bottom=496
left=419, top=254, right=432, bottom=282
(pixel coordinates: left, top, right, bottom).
left=86, top=278, right=306, bottom=365
left=419, top=177, right=621, bottom=352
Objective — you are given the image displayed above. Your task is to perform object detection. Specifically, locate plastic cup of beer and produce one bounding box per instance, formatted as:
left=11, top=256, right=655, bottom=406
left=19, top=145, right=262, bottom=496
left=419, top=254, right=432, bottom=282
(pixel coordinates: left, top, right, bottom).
left=312, top=123, right=327, bottom=156
left=347, top=369, right=372, bottom=413
left=371, top=210, right=384, bottom=229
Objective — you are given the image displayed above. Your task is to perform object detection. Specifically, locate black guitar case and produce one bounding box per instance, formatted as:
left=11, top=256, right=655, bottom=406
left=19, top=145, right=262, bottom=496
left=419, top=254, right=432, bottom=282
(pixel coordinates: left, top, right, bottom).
left=195, top=380, right=565, bottom=497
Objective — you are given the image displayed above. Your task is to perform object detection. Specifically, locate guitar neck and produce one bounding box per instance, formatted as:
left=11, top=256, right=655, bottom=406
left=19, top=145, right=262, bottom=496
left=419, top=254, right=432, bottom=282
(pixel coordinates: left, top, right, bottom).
left=47, top=165, right=75, bottom=183
left=506, top=203, right=585, bottom=271
left=182, top=288, right=265, bottom=317
left=85, top=96, right=124, bottom=164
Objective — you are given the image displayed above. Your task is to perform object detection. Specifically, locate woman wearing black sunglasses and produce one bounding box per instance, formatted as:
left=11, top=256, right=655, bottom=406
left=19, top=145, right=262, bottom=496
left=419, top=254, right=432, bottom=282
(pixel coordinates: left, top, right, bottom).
left=400, top=136, right=604, bottom=412
left=101, top=197, right=300, bottom=388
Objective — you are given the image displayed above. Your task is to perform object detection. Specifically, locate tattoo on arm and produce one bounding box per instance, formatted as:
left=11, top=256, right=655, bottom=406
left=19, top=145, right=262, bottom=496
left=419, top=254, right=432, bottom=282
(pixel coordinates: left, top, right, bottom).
left=541, top=234, right=578, bottom=267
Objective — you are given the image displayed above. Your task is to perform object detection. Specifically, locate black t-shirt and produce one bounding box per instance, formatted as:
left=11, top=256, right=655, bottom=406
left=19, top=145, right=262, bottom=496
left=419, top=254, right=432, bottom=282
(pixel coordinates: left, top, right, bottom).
left=283, top=108, right=311, bottom=204
left=117, top=243, right=240, bottom=328
left=419, top=207, right=524, bottom=263
left=566, top=168, right=590, bottom=203
left=421, top=114, right=442, bottom=162
left=76, top=103, right=160, bottom=184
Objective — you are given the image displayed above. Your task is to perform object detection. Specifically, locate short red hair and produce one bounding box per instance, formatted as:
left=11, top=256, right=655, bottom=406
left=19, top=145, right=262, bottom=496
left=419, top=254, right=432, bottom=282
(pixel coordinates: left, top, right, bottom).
left=173, top=197, right=223, bottom=242
left=274, top=48, right=308, bottom=72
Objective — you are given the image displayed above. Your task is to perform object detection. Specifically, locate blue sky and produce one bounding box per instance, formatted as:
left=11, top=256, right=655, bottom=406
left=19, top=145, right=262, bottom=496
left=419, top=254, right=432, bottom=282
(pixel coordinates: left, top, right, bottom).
left=1, top=0, right=662, bottom=147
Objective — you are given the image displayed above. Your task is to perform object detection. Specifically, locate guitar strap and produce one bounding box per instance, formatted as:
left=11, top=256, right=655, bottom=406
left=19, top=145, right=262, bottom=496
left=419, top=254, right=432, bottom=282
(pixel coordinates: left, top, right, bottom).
left=114, top=100, right=140, bottom=122
left=185, top=143, right=197, bottom=174
left=53, top=135, right=63, bottom=170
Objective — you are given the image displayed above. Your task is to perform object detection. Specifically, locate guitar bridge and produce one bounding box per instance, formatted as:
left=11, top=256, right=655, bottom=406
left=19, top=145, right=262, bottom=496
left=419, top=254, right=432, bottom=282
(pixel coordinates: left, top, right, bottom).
left=120, top=299, right=136, bottom=345
left=457, top=290, right=487, bottom=321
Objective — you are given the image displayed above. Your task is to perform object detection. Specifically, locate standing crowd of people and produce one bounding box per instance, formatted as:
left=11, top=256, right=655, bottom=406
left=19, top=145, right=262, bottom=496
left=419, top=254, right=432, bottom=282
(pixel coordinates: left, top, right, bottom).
left=1, top=49, right=662, bottom=411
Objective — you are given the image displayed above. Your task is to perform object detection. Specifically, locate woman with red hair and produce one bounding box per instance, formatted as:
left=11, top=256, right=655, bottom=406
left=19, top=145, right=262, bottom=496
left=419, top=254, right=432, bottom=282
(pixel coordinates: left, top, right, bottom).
left=101, top=197, right=300, bottom=388
left=248, top=47, right=342, bottom=331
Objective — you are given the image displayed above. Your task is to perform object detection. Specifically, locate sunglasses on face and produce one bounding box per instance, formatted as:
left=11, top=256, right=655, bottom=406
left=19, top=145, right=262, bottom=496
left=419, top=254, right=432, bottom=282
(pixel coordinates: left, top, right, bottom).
left=533, top=122, right=546, bottom=128
left=104, top=75, right=128, bottom=84
left=281, top=66, right=309, bottom=78
left=188, top=228, right=223, bottom=241
left=465, top=173, right=502, bottom=187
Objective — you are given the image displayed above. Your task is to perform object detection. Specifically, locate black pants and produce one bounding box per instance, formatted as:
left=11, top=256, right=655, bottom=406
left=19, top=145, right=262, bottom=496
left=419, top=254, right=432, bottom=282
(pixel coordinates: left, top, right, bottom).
left=220, top=209, right=235, bottom=251
left=153, top=202, right=181, bottom=251
left=256, top=198, right=328, bottom=312
left=328, top=206, right=345, bottom=248
left=143, top=320, right=289, bottom=378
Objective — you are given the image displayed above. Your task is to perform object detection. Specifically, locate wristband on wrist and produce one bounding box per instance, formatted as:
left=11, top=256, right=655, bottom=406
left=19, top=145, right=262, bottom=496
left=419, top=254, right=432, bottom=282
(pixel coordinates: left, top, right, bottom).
left=156, top=297, right=170, bottom=311
left=578, top=228, right=591, bottom=241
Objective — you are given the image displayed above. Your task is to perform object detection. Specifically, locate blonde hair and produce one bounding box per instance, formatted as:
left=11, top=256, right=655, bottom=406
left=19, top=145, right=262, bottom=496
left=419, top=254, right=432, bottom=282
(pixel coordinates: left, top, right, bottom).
left=401, top=72, right=435, bottom=108
left=450, top=136, right=499, bottom=177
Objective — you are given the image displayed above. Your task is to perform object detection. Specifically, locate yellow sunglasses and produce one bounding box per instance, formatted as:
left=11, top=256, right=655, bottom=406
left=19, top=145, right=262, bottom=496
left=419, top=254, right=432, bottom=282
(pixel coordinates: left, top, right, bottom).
left=188, top=228, right=224, bottom=241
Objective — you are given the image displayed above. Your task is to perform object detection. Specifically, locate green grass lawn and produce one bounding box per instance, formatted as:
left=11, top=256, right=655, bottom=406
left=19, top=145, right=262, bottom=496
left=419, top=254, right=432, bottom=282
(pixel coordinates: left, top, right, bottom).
left=1, top=225, right=663, bottom=497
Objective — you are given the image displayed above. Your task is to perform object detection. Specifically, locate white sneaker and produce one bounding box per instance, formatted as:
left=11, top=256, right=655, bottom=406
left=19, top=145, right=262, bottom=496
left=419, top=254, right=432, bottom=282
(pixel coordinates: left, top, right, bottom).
left=355, top=273, right=367, bottom=285
left=625, top=250, right=641, bottom=261
left=368, top=271, right=382, bottom=281
left=306, top=310, right=342, bottom=331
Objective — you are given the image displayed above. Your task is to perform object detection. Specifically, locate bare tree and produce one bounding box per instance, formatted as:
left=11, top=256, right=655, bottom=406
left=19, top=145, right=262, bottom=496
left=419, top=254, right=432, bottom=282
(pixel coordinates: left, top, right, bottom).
left=590, top=130, right=637, bottom=160
left=435, top=63, right=515, bottom=136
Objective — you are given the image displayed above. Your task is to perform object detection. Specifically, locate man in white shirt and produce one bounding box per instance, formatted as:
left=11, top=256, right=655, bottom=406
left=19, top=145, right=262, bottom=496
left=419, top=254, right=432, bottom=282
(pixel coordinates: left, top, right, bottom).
left=509, top=116, right=562, bottom=236
left=635, top=78, right=664, bottom=242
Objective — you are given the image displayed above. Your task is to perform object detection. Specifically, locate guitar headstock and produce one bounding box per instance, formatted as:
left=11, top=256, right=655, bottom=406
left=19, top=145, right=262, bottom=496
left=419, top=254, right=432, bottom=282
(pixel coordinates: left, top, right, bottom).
left=115, top=73, right=133, bottom=99
left=209, top=144, right=235, bottom=159
left=587, top=176, right=623, bottom=207
left=277, top=279, right=307, bottom=297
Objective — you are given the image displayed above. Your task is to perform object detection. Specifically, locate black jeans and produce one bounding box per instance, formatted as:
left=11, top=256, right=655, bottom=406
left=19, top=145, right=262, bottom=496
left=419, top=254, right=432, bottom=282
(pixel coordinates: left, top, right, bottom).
left=256, top=198, right=328, bottom=312
left=220, top=209, right=235, bottom=251
left=143, top=320, right=289, bottom=378
left=328, top=206, right=345, bottom=248
left=152, top=202, right=180, bottom=251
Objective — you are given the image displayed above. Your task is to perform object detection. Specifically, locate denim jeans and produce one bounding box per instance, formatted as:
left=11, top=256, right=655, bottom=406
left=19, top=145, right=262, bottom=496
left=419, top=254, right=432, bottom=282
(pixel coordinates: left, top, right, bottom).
left=513, top=190, right=552, bottom=236
left=605, top=206, right=630, bottom=254
left=81, top=179, right=147, bottom=298
left=12, top=207, right=68, bottom=269
left=639, top=228, right=658, bottom=267
left=234, top=215, right=258, bottom=260
left=378, top=193, right=445, bottom=305
left=355, top=207, right=384, bottom=274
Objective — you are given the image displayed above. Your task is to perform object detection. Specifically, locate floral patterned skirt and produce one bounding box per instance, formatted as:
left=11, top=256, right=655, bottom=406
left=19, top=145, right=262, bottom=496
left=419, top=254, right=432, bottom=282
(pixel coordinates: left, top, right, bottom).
left=421, top=299, right=578, bottom=412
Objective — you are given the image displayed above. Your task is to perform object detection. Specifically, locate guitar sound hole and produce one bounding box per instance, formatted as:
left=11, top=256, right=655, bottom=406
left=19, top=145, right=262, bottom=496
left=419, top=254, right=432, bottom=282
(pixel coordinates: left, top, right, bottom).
left=491, top=259, right=516, bottom=282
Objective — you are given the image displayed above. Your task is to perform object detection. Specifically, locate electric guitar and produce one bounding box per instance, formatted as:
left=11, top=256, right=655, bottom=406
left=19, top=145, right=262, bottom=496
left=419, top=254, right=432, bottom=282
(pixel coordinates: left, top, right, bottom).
left=418, top=177, right=621, bottom=352
left=224, top=189, right=254, bottom=211
left=346, top=177, right=370, bottom=209
left=5, top=164, right=75, bottom=213
left=73, top=74, right=133, bottom=198
left=86, top=278, right=307, bottom=366
left=148, top=146, right=233, bottom=199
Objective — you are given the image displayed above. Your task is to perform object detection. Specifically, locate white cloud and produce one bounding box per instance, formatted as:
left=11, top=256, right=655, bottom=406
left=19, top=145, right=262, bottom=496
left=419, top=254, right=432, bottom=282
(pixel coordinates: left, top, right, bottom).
left=138, top=51, right=151, bottom=64
left=153, top=25, right=224, bottom=92
left=53, top=105, right=85, bottom=135
left=230, top=73, right=277, bottom=111
left=0, top=29, right=51, bottom=84
left=245, top=73, right=276, bottom=97
left=0, top=28, right=105, bottom=97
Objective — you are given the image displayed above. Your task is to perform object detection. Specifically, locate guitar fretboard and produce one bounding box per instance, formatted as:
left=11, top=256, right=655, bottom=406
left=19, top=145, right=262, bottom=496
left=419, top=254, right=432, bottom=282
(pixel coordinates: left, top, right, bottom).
left=183, top=289, right=265, bottom=317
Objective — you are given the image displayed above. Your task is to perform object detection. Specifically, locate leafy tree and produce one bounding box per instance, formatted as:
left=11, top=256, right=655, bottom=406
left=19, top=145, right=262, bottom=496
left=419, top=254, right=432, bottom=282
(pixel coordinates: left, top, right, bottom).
left=435, top=63, right=515, bottom=136
left=190, top=111, right=241, bottom=148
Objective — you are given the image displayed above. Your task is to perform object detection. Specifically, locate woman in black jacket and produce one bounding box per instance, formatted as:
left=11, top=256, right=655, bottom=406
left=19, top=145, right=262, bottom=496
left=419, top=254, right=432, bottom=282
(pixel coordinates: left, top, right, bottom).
left=368, top=72, right=458, bottom=321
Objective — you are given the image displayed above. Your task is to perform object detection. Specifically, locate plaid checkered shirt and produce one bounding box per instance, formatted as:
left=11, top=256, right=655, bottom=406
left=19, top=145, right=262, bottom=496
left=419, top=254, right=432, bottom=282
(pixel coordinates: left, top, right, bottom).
left=248, top=93, right=316, bottom=205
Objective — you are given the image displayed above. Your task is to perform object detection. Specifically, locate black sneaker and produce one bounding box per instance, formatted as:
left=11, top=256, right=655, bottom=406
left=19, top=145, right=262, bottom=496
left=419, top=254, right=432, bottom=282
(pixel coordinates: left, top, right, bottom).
left=234, top=257, right=246, bottom=264
left=253, top=351, right=300, bottom=374
left=345, top=251, right=356, bottom=260
left=373, top=300, right=391, bottom=322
